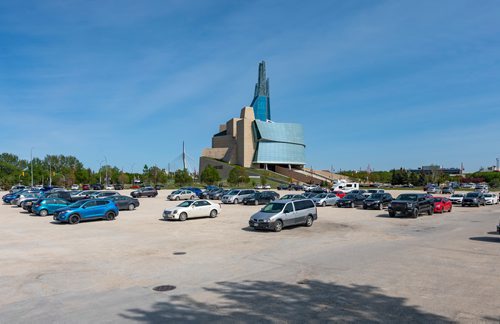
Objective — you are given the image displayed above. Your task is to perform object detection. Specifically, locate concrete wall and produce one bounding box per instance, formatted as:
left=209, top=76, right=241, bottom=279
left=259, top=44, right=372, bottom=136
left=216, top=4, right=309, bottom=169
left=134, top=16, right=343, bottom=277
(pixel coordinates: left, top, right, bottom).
left=199, top=157, right=235, bottom=180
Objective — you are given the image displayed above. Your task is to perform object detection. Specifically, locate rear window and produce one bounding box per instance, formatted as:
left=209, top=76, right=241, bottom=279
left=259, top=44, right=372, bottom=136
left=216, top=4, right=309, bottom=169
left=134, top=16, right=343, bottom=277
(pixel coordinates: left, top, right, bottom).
left=293, top=200, right=314, bottom=210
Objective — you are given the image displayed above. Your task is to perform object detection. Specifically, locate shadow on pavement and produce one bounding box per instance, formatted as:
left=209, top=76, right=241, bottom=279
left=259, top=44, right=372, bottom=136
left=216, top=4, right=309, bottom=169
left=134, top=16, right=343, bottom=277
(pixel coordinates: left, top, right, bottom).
left=469, top=236, right=500, bottom=243
left=120, top=280, right=452, bottom=323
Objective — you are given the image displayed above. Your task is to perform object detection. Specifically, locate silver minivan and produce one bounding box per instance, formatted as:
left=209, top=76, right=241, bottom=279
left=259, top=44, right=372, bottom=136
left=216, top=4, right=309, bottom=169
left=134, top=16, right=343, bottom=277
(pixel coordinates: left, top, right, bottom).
left=248, top=199, right=318, bottom=232
left=221, top=189, right=256, bottom=204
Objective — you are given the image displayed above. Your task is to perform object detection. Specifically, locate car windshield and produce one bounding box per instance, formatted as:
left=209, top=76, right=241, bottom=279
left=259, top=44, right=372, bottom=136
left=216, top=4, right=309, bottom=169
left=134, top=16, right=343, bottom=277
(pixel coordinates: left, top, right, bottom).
left=261, top=203, right=285, bottom=213
left=68, top=200, right=87, bottom=208
left=396, top=194, right=418, bottom=201
left=466, top=193, right=479, bottom=197
left=316, top=194, right=327, bottom=198
left=368, top=190, right=378, bottom=193
left=433, top=198, right=443, bottom=202
left=227, top=190, right=239, bottom=195
left=281, top=195, right=293, bottom=199
left=344, top=194, right=357, bottom=199
left=370, top=194, right=384, bottom=199
left=484, top=194, right=493, bottom=197
left=451, top=194, right=464, bottom=197
left=171, top=190, right=181, bottom=194
left=178, top=201, right=193, bottom=207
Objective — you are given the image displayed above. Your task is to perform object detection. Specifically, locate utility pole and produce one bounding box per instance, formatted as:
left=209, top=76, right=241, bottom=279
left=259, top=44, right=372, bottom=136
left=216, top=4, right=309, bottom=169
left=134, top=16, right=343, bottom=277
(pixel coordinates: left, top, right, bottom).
left=49, top=162, right=52, bottom=186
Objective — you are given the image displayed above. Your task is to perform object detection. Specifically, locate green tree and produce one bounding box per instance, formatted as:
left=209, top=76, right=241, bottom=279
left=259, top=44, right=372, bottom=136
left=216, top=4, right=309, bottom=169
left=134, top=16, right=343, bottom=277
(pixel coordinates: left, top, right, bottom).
left=200, top=165, right=221, bottom=185
left=174, top=169, right=193, bottom=186
left=227, top=167, right=250, bottom=186
left=260, top=175, right=268, bottom=186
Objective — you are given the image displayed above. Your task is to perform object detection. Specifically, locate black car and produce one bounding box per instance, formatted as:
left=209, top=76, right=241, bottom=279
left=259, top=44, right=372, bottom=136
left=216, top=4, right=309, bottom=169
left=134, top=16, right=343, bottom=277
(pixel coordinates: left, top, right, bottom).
left=154, top=184, right=165, bottom=190
left=113, top=183, right=124, bottom=190
left=363, top=193, right=393, bottom=210
left=209, top=189, right=229, bottom=200
left=461, top=192, right=486, bottom=207
left=131, top=186, right=158, bottom=198
left=277, top=184, right=291, bottom=190
left=243, top=191, right=280, bottom=205
left=106, top=195, right=140, bottom=210
left=92, top=183, right=103, bottom=190
left=336, top=193, right=367, bottom=208
left=21, top=198, right=39, bottom=213
left=388, top=193, right=434, bottom=218
left=201, top=187, right=222, bottom=199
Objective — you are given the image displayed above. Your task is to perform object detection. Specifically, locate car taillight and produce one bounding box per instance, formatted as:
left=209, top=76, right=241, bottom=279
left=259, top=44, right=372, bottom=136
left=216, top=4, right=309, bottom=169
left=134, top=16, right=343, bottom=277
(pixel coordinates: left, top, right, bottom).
left=35, top=204, right=40, bottom=207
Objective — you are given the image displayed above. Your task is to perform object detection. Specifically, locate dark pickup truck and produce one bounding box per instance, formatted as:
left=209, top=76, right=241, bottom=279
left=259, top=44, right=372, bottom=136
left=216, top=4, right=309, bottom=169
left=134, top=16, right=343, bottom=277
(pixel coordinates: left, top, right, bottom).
left=388, top=193, right=434, bottom=218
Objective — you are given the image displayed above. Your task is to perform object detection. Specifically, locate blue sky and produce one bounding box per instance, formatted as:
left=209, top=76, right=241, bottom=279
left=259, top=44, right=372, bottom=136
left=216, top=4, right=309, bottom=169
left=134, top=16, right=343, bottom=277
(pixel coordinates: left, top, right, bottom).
left=1, top=0, right=499, bottom=173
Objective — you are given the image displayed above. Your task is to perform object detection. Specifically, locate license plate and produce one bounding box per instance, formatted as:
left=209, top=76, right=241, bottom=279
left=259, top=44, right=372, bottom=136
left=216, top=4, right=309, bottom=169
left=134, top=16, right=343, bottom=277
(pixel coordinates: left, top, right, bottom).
left=253, top=223, right=258, bottom=227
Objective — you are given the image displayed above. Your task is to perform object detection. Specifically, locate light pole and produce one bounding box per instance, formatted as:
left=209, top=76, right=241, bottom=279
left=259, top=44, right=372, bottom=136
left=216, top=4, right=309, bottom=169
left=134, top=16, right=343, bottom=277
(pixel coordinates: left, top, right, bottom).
left=104, top=156, right=108, bottom=186
left=131, top=163, right=135, bottom=186
left=99, top=160, right=104, bottom=184
left=30, top=147, right=34, bottom=187
left=49, top=161, right=52, bottom=186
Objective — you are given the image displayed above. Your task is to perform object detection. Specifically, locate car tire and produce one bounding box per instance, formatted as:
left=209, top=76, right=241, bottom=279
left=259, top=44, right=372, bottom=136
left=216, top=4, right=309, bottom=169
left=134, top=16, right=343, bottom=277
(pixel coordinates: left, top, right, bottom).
left=389, top=211, right=395, bottom=217
left=254, top=200, right=259, bottom=206
left=69, top=214, right=80, bottom=225
left=322, top=202, right=326, bottom=207
left=210, top=209, right=218, bottom=218
left=305, top=215, right=313, bottom=227
left=412, top=209, right=418, bottom=218
left=449, top=206, right=452, bottom=212
left=39, top=209, right=48, bottom=217
left=234, top=198, right=239, bottom=204
left=105, top=212, right=116, bottom=221
left=274, top=220, right=283, bottom=232
left=350, top=202, right=354, bottom=208
left=128, top=204, right=135, bottom=211
left=439, top=208, right=443, bottom=214
left=428, top=207, right=433, bottom=215
left=176, top=196, right=180, bottom=201
left=190, top=195, right=195, bottom=200
left=179, top=212, right=187, bottom=221
left=363, top=205, right=367, bottom=210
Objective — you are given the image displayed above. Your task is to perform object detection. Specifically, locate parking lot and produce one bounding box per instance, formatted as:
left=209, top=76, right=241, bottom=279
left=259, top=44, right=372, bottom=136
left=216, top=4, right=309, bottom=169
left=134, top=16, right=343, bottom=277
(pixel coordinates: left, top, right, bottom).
left=0, top=189, right=499, bottom=323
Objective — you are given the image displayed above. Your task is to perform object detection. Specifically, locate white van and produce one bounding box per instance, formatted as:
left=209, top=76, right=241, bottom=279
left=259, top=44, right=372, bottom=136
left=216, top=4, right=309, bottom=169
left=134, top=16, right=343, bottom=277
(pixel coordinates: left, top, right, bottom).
left=332, top=181, right=359, bottom=193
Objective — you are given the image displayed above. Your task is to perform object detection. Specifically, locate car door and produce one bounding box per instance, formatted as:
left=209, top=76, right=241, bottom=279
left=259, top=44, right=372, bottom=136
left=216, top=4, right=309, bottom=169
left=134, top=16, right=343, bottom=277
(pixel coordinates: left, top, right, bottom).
left=81, top=200, right=97, bottom=218
left=115, top=196, right=126, bottom=209
left=94, top=200, right=109, bottom=217
left=193, top=200, right=211, bottom=217
left=282, top=202, right=295, bottom=226
left=54, top=198, right=69, bottom=212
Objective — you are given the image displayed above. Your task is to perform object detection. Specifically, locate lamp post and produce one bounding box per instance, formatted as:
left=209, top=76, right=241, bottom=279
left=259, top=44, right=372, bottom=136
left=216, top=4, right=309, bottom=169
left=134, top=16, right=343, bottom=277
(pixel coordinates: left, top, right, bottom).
left=131, top=163, right=135, bottom=186
left=104, top=156, right=108, bottom=186
left=30, top=147, right=34, bottom=187
left=99, top=160, right=104, bottom=184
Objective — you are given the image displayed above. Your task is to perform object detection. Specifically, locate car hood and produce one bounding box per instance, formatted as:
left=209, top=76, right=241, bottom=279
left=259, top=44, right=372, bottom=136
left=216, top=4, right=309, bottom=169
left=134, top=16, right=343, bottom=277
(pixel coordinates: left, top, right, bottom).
left=364, top=198, right=381, bottom=203
left=391, top=199, right=416, bottom=203
left=250, top=211, right=277, bottom=221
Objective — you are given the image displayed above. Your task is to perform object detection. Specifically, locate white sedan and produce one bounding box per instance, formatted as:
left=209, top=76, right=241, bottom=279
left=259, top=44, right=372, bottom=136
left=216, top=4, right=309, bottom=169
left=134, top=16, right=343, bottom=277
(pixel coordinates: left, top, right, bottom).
left=484, top=193, right=498, bottom=205
left=163, top=200, right=221, bottom=221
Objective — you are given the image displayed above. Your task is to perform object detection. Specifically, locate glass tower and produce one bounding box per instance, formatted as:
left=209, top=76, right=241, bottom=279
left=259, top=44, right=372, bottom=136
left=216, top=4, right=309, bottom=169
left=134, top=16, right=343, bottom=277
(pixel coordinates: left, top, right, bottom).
left=250, top=61, right=271, bottom=121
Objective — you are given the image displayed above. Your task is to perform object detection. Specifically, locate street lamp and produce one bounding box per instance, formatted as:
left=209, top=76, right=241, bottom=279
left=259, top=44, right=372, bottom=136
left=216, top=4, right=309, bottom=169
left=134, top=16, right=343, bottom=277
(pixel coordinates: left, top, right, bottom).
left=104, top=156, right=108, bottom=186
left=99, top=160, right=105, bottom=184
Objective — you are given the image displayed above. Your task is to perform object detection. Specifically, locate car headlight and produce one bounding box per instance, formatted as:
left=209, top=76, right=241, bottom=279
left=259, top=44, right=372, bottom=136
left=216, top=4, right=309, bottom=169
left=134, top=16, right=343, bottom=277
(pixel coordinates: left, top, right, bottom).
left=173, top=210, right=177, bottom=214
left=407, top=203, right=413, bottom=207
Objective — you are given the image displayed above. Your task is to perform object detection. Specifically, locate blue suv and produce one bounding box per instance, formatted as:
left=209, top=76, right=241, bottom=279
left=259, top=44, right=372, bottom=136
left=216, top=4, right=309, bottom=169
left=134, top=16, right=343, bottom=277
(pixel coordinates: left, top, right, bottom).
left=53, top=199, right=119, bottom=224
left=32, top=198, right=70, bottom=216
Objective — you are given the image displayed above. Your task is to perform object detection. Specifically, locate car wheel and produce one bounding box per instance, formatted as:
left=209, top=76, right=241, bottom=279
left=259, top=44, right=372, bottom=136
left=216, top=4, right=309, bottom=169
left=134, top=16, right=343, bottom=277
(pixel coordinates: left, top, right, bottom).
left=128, top=204, right=135, bottom=211
left=69, top=214, right=80, bottom=224
left=254, top=200, right=259, bottom=206
left=305, top=215, right=313, bottom=227
left=234, top=198, right=239, bottom=204
left=179, top=212, right=187, bottom=221
left=379, top=203, right=383, bottom=210
left=350, top=202, right=354, bottom=208
left=428, top=207, right=433, bottom=215
left=322, top=202, right=326, bottom=207
left=274, top=220, right=283, bottom=232
left=190, top=195, right=195, bottom=200
left=210, top=209, right=218, bottom=218
left=363, top=205, right=367, bottom=210
left=439, top=208, right=443, bottom=214
left=412, top=209, right=418, bottom=218
left=449, top=206, right=452, bottom=212
left=105, top=212, right=116, bottom=221
left=176, top=196, right=180, bottom=201
left=389, top=211, right=395, bottom=217
left=39, top=209, right=48, bottom=217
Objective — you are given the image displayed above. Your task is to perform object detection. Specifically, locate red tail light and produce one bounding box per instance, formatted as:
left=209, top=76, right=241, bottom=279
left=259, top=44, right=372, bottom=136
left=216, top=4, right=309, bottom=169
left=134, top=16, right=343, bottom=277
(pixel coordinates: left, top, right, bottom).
left=35, top=204, right=40, bottom=207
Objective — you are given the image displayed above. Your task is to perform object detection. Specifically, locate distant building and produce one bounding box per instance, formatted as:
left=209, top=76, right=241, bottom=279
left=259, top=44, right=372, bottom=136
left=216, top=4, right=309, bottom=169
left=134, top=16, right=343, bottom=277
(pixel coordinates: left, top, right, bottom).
left=200, top=61, right=305, bottom=172
left=409, top=165, right=462, bottom=175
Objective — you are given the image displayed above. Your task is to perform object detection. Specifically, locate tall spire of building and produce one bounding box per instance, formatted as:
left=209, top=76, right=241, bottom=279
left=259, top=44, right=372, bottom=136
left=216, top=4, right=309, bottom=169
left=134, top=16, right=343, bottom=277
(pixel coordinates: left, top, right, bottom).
left=251, top=61, right=271, bottom=121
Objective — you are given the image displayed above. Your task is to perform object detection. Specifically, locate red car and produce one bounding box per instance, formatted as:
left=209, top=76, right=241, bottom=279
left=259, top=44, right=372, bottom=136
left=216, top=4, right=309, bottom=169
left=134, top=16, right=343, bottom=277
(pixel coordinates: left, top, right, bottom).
left=331, top=191, right=346, bottom=198
left=82, top=184, right=90, bottom=190
left=433, top=197, right=452, bottom=213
